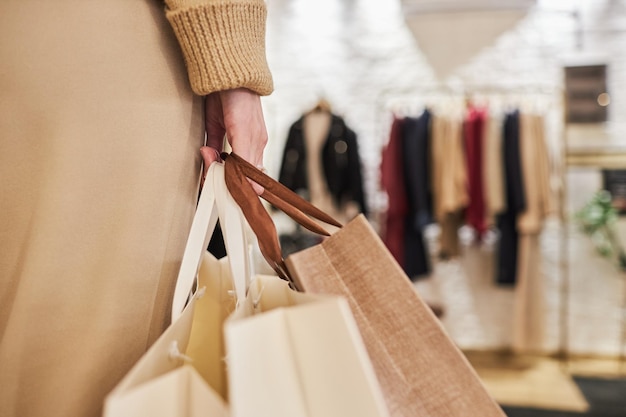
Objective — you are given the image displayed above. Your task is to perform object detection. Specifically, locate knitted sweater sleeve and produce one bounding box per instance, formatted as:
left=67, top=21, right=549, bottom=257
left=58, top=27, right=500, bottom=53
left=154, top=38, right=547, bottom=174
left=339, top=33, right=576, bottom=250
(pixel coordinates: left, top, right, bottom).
left=164, top=0, right=273, bottom=96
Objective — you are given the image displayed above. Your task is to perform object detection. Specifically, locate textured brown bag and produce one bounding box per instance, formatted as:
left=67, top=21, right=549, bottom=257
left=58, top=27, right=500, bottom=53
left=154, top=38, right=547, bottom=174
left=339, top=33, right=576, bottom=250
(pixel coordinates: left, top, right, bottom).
left=223, top=153, right=505, bottom=417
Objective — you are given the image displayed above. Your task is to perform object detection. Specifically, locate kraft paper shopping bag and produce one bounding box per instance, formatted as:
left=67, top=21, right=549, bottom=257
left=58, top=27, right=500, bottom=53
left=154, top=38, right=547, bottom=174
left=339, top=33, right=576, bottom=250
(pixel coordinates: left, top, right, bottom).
left=286, top=215, right=505, bottom=417
left=223, top=152, right=506, bottom=417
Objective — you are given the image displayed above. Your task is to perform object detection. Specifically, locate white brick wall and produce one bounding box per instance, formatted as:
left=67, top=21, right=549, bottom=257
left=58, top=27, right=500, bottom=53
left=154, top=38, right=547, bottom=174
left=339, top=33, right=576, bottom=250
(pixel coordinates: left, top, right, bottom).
left=262, top=0, right=626, bottom=216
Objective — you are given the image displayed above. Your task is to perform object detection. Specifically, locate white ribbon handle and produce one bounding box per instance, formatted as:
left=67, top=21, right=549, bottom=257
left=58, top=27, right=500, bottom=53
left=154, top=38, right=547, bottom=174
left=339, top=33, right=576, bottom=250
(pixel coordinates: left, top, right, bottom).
left=172, top=164, right=218, bottom=320
left=171, top=163, right=252, bottom=321
left=212, top=163, right=251, bottom=303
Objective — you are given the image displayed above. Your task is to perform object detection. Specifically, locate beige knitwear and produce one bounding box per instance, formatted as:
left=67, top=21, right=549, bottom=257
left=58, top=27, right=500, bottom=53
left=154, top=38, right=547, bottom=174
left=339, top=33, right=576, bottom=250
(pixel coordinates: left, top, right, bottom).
left=0, top=2, right=273, bottom=416
left=165, top=0, right=273, bottom=96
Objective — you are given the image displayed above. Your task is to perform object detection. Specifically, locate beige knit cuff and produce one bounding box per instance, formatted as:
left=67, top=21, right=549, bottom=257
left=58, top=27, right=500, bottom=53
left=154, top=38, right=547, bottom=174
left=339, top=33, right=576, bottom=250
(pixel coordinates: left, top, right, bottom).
left=166, top=0, right=274, bottom=96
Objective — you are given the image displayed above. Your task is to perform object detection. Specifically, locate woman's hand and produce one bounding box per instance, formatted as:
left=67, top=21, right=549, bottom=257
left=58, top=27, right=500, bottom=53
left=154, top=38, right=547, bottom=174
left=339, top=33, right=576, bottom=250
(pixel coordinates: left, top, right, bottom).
left=201, top=88, right=268, bottom=193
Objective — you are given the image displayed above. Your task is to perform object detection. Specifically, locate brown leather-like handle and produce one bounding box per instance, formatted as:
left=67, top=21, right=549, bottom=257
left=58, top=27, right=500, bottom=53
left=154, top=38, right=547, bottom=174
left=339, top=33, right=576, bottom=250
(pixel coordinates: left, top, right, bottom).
left=225, top=152, right=342, bottom=230
left=223, top=152, right=342, bottom=288
left=261, top=189, right=333, bottom=237
left=224, top=157, right=289, bottom=283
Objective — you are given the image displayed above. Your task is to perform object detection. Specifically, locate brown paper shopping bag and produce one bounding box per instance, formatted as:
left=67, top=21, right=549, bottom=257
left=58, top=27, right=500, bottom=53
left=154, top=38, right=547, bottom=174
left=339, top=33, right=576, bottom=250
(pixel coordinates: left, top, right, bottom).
left=223, top=153, right=506, bottom=417
left=286, top=215, right=506, bottom=417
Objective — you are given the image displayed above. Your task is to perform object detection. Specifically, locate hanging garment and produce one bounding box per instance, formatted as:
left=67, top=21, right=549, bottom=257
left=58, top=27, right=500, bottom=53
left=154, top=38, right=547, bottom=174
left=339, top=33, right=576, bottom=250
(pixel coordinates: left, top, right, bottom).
left=431, top=114, right=469, bottom=258
left=402, top=109, right=433, bottom=229
left=278, top=113, right=367, bottom=219
left=517, top=113, right=554, bottom=235
left=512, top=234, right=545, bottom=352
left=380, top=117, right=409, bottom=268
left=513, top=113, right=554, bottom=353
left=483, top=111, right=507, bottom=227
left=401, top=112, right=432, bottom=278
left=463, top=106, right=488, bottom=239
left=495, top=110, right=526, bottom=285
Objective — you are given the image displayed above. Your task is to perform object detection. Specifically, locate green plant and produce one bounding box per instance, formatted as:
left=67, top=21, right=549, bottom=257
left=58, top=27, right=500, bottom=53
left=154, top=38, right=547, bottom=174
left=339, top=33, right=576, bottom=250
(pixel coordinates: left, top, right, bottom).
left=575, top=190, right=626, bottom=270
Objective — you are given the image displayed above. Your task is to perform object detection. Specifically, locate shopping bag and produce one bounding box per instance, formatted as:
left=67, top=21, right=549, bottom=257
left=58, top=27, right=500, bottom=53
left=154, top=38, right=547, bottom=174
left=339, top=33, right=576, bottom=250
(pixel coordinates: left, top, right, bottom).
left=223, top=152, right=506, bottom=417
left=225, top=274, right=389, bottom=417
left=217, top=158, right=390, bottom=416
left=105, top=160, right=390, bottom=417
left=103, top=163, right=247, bottom=416
left=286, top=216, right=505, bottom=417
left=102, top=253, right=231, bottom=417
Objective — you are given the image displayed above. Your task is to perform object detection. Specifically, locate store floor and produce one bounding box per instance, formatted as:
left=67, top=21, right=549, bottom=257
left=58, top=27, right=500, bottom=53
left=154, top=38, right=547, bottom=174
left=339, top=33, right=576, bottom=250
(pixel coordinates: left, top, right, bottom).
left=414, top=217, right=626, bottom=357
left=414, top=250, right=626, bottom=413
left=410, top=200, right=626, bottom=413
left=464, top=351, right=626, bottom=414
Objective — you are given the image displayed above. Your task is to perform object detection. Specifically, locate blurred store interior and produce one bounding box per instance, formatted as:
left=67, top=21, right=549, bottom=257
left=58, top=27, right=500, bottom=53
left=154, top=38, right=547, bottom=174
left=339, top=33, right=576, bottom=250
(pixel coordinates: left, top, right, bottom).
left=260, top=0, right=626, bottom=415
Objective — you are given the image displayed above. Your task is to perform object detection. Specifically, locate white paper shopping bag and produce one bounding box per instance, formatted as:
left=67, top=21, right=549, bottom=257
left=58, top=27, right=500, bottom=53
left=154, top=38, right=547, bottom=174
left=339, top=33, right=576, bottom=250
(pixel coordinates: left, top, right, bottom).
left=103, top=251, right=234, bottom=416
left=103, top=163, right=245, bottom=416
left=225, top=275, right=390, bottom=417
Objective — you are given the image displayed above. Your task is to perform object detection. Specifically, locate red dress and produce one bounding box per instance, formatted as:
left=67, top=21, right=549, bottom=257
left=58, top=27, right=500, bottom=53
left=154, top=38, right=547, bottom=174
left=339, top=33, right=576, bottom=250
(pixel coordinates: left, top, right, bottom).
left=463, top=107, right=488, bottom=239
left=380, top=116, right=408, bottom=267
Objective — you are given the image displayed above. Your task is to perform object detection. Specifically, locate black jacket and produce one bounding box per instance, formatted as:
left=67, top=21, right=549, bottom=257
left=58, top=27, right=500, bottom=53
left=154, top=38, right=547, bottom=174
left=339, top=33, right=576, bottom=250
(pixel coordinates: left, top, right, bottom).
left=278, top=114, right=367, bottom=216
left=399, top=111, right=432, bottom=278
left=496, top=110, right=526, bottom=285
left=402, top=109, right=433, bottom=229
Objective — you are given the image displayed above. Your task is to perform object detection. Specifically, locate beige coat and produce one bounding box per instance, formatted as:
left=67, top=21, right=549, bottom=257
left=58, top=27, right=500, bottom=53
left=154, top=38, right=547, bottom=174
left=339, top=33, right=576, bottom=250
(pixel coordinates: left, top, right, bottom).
left=0, top=1, right=271, bottom=416
left=430, top=114, right=468, bottom=221
left=513, top=113, right=554, bottom=353
left=482, top=112, right=506, bottom=226
left=430, top=114, right=468, bottom=257
left=517, top=113, right=554, bottom=234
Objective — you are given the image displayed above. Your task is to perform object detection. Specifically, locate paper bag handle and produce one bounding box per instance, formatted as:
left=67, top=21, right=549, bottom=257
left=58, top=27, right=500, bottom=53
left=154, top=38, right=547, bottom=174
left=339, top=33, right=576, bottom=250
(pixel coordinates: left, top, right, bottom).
left=172, top=162, right=251, bottom=321
left=212, top=164, right=253, bottom=303
left=225, top=153, right=341, bottom=231
left=172, top=164, right=219, bottom=320
left=223, top=152, right=342, bottom=287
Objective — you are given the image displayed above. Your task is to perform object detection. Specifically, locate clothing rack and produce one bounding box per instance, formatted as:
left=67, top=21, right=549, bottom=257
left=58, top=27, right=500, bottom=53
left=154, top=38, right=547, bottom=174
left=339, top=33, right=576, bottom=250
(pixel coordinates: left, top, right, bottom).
left=375, top=84, right=573, bottom=363
left=375, top=84, right=561, bottom=112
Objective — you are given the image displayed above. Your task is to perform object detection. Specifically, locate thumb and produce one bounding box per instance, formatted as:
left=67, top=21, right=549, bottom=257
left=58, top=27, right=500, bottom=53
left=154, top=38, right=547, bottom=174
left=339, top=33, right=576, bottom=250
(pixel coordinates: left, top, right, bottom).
left=199, top=146, right=221, bottom=188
